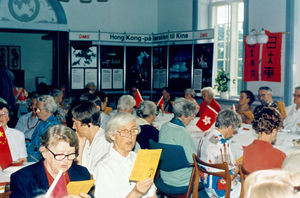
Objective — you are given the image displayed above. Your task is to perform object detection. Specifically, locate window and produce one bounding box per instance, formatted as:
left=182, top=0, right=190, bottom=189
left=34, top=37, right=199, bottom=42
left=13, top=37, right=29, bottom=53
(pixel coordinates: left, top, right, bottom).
left=210, top=0, right=244, bottom=96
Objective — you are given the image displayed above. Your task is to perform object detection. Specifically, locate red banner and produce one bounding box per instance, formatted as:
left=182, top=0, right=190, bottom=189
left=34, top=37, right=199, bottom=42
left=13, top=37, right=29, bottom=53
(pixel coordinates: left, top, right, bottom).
left=261, top=31, right=282, bottom=82
left=243, top=38, right=260, bottom=81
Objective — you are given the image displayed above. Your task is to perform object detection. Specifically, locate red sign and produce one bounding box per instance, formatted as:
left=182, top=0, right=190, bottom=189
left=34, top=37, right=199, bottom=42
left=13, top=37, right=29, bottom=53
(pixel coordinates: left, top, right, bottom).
left=243, top=37, right=259, bottom=81
left=261, top=31, right=282, bottom=82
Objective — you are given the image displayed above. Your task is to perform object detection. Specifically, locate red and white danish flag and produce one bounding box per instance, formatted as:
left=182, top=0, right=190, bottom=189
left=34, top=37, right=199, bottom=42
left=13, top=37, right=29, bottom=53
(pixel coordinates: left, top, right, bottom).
left=135, top=89, right=144, bottom=108
left=196, top=105, right=218, bottom=131
left=157, top=96, right=164, bottom=113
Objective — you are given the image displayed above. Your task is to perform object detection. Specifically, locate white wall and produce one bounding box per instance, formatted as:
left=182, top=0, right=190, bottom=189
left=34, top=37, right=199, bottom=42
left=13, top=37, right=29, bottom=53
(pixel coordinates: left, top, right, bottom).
left=0, top=32, right=52, bottom=92
left=61, top=0, right=158, bottom=33
left=246, top=0, right=286, bottom=98
left=157, top=0, right=193, bottom=32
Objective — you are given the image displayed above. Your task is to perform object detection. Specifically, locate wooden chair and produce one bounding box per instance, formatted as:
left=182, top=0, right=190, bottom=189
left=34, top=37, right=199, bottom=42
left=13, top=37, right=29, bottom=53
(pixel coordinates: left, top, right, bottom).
left=186, top=154, right=232, bottom=198
left=239, top=165, right=249, bottom=198
left=0, top=191, right=10, bottom=198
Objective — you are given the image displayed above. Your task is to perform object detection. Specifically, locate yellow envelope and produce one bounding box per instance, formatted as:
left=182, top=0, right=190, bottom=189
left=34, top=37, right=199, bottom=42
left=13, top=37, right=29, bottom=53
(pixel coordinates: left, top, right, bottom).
left=129, top=149, right=162, bottom=181
left=277, top=101, right=287, bottom=118
left=67, top=180, right=95, bottom=195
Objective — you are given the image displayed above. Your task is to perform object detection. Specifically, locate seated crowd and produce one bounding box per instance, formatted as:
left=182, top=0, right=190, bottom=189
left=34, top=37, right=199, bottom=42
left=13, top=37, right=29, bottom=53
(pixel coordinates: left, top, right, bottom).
left=1, top=83, right=300, bottom=198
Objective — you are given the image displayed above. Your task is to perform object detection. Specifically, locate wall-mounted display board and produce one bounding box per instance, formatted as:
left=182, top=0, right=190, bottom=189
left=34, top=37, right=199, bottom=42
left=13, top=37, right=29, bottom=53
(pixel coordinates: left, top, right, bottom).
left=169, top=45, right=192, bottom=91
left=126, top=46, right=151, bottom=90
left=153, top=46, right=167, bottom=89
left=100, top=45, right=124, bottom=89
left=69, top=29, right=214, bottom=92
left=70, top=45, right=98, bottom=90
left=0, top=45, right=21, bottom=70
left=193, top=43, right=214, bottom=90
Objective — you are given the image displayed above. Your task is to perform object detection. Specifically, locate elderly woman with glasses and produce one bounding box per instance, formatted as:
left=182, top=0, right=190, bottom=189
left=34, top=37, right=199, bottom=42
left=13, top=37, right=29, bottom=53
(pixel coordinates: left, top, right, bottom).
left=10, top=125, right=92, bottom=198
left=198, top=109, right=242, bottom=198
left=136, top=100, right=159, bottom=149
left=94, top=112, right=157, bottom=198
left=158, top=98, right=198, bottom=187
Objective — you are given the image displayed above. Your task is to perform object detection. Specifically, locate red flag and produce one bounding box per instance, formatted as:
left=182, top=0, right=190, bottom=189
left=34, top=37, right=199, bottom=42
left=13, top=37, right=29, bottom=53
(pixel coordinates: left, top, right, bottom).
left=0, top=126, right=13, bottom=170
left=261, top=31, right=282, bottom=82
left=157, top=96, right=164, bottom=113
left=196, top=105, right=218, bottom=131
left=48, top=170, right=68, bottom=198
left=243, top=37, right=260, bottom=81
left=135, top=89, right=143, bottom=108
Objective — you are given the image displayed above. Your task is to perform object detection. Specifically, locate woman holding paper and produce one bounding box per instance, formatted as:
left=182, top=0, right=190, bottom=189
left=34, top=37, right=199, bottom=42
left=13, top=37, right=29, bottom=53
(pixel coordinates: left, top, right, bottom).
left=10, top=125, right=92, bottom=198
left=94, top=112, right=157, bottom=198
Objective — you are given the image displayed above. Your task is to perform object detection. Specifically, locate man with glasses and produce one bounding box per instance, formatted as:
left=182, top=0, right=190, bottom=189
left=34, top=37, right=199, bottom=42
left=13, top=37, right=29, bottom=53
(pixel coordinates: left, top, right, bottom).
left=26, top=95, right=59, bottom=162
left=254, top=86, right=278, bottom=114
left=284, top=86, right=300, bottom=131
left=0, top=101, right=27, bottom=164
left=72, top=100, right=111, bottom=177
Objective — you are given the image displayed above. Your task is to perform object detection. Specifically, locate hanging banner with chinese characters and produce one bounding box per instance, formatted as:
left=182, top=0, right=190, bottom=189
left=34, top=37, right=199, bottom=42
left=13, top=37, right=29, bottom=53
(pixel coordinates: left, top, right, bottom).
left=243, top=37, right=259, bottom=81
left=261, top=31, right=282, bottom=82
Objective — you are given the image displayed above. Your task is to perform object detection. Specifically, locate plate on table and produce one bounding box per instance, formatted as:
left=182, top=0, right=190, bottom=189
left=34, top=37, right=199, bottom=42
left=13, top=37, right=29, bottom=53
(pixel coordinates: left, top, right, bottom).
left=293, top=139, right=300, bottom=147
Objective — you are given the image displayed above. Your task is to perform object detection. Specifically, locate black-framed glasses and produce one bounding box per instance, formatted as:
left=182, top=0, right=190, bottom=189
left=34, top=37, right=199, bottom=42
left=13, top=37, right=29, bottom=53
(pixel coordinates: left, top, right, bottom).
left=46, top=147, right=77, bottom=161
left=117, top=127, right=139, bottom=138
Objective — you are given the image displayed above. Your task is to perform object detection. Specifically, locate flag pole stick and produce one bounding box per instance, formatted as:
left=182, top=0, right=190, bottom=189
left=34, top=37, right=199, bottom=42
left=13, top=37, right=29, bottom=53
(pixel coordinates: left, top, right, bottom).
left=45, top=170, right=63, bottom=198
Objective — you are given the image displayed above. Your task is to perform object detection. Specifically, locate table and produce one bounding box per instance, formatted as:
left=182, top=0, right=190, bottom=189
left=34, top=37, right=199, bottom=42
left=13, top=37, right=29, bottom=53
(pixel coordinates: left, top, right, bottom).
left=0, top=162, right=33, bottom=183
left=228, top=124, right=300, bottom=161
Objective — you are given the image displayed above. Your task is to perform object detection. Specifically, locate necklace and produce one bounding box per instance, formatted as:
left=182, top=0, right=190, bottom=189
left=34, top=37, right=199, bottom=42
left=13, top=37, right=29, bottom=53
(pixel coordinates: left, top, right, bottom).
left=27, top=117, right=39, bottom=130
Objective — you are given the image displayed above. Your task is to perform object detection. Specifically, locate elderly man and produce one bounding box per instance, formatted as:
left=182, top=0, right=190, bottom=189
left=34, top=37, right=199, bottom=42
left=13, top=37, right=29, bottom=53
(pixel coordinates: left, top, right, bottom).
left=0, top=101, right=27, bottom=163
left=117, top=95, right=136, bottom=114
left=254, top=86, right=278, bottom=114
left=72, top=100, right=111, bottom=176
left=284, top=86, right=300, bottom=131
left=26, top=95, right=59, bottom=162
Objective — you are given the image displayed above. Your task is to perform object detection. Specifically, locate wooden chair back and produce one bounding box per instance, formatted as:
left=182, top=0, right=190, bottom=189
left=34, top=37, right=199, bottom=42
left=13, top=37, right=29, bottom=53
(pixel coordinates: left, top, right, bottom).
left=186, top=154, right=232, bottom=198
left=239, top=165, right=249, bottom=198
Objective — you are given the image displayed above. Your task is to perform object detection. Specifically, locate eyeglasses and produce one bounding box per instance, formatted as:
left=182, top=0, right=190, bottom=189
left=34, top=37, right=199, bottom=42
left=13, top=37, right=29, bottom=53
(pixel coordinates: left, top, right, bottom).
left=293, top=94, right=300, bottom=98
left=117, top=127, right=139, bottom=138
left=0, top=112, right=8, bottom=117
left=47, top=147, right=78, bottom=161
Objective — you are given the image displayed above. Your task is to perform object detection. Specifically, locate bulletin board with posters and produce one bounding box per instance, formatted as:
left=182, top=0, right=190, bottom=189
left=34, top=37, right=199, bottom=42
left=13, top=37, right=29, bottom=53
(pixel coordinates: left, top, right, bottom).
left=100, top=45, right=124, bottom=89
left=193, top=43, right=214, bottom=90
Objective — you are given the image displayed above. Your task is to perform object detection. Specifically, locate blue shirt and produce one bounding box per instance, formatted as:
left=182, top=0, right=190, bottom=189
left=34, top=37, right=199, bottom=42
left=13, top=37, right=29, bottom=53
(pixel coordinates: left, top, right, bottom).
left=26, top=114, right=59, bottom=162
left=15, top=112, right=40, bottom=140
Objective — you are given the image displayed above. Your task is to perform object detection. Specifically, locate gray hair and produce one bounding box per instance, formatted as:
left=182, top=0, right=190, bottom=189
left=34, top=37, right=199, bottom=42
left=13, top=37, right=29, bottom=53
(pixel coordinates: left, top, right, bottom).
left=215, top=109, right=241, bottom=129
left=185, top=88, right=196, bottom=97
left=40, top=124, right=79, bottom=154
left=295, top=86, right=300, bottom=91
left=258, top=86, right=272, bottom=94
left=85, top=82, right=96, bottom=89
left=117, top=95, right=136, bottom=111
left=201, top=87, right=215, bottom=98
left=173, top=97, right=198, bottom=118
left=37, top=95, right=57, bottom=113
left=136, top=100, right=157, bottom=118
left=105, top=112, right=140, bottom=142
left=52, top=89, right=63, bottom=98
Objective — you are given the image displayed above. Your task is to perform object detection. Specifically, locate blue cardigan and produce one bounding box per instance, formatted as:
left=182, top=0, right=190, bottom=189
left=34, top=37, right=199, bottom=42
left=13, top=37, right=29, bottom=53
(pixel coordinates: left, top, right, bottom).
left=10, top=160, right=93, bottom=198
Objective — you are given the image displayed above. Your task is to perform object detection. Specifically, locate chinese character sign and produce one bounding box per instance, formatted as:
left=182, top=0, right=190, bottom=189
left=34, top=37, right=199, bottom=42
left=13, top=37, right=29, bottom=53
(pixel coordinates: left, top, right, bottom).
left=261, top=31, right=282, bottom=82
left=243, top=38, right=260, bottom=81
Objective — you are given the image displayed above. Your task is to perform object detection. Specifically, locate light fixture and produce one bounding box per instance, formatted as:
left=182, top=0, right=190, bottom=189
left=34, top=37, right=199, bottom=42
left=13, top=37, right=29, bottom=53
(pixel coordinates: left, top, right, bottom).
left=246, top=28, right=268, bottom=45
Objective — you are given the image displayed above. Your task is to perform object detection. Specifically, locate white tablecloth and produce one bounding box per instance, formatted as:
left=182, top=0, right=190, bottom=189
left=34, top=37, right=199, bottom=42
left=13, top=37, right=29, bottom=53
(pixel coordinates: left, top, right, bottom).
left=228, top=124, right=300, bottom=161
left=0, top=162, right=34, bottom=183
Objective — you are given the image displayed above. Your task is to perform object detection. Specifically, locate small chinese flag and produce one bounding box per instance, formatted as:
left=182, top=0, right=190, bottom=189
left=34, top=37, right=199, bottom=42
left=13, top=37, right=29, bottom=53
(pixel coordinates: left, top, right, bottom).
left=196, top=105, right=218, bottom=131
left=135, top=89, right=144, bottom=108
left=0, top=125, right=13, bottom=170
left=157, top=96, right=164, bottom=113
left=47, top=170, right=68, bottom=198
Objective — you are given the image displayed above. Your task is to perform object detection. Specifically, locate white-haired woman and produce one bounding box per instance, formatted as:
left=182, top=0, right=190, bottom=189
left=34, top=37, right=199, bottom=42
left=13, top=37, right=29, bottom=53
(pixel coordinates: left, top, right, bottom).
left=198, top=109, right=242, bottom=198
left=199, top=87, right=221, bottom=116
left=184, top=88, right=200, bottom=110
left=94, top=112, right=157, bottom=198
left=136, top=100, right=159, bottom=149
left=158, top=98, right=198, bottom=187
left=117, top=95, right=136, bottom=114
